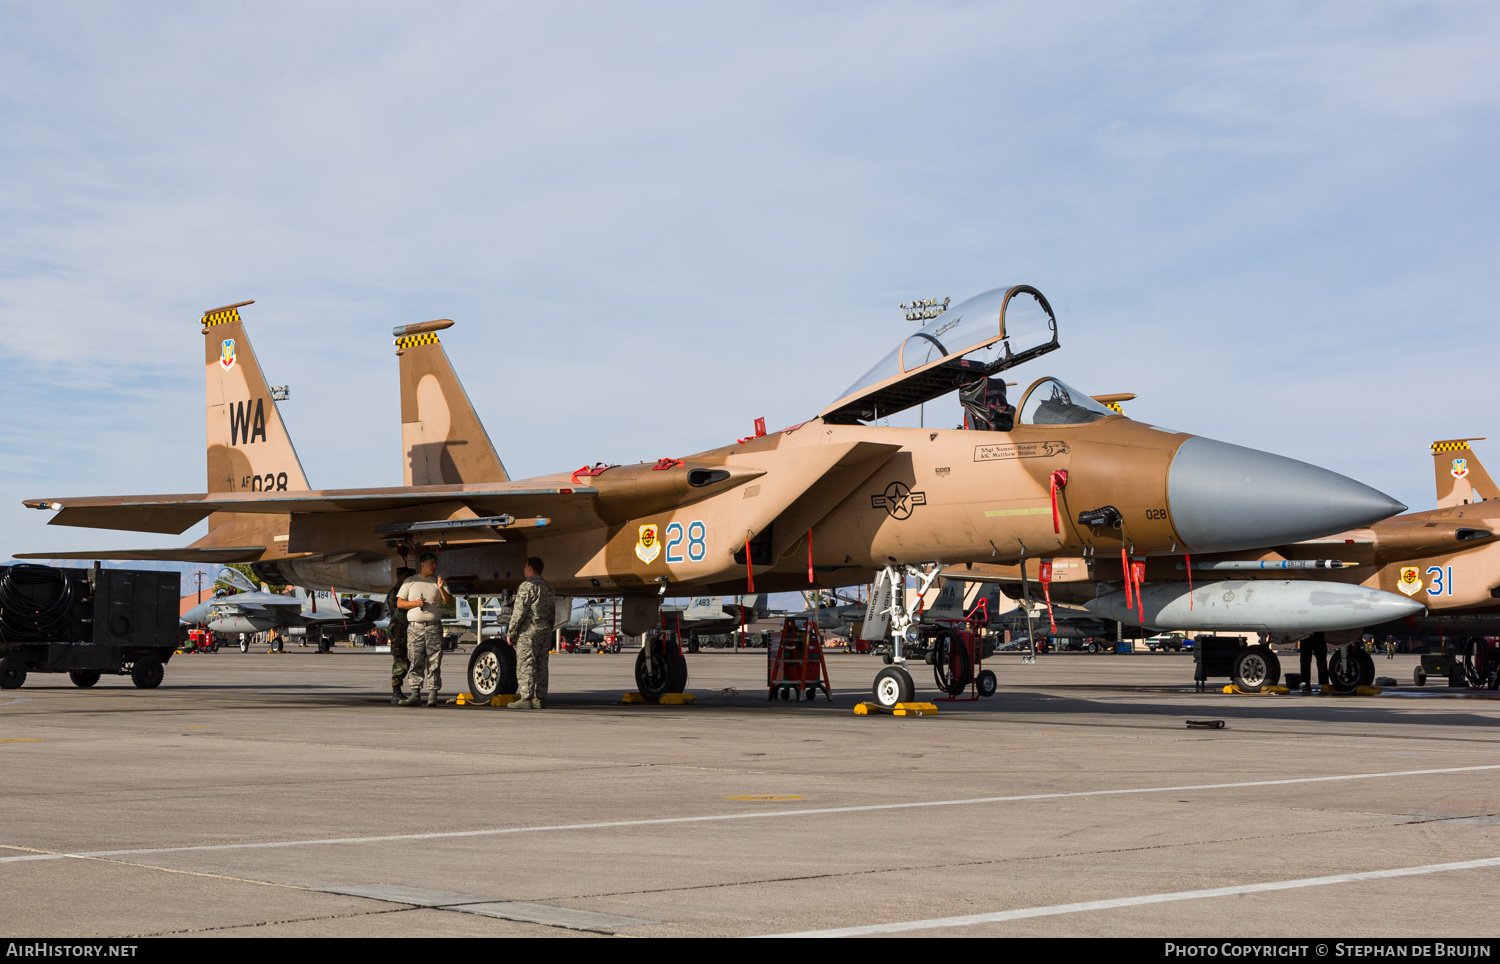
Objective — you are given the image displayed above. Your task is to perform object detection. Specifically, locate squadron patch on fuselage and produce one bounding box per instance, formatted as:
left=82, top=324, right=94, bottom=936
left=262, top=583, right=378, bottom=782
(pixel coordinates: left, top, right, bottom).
left=1452, top=458, right=1469, bottom=479
left=636, top=524, right=661, bottom=564
left=974, top=440, right=1070, bottom=462
left=1397, top=567, right=1423, bottom=596
left=871, top=481, right=926, bottom=520
left=220, top=339, right=236, bottom=371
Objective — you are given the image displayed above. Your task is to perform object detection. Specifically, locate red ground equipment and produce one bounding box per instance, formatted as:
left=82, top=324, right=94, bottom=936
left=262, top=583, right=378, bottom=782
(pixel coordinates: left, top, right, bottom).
left=930, top=597, right=997, bottom=700
left=768, top=615, right=832, bottom=701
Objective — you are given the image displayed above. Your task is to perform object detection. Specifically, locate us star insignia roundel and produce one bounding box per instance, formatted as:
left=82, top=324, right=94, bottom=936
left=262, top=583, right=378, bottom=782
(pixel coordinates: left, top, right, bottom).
left=636, top=524, right=661, bottom=564
left=1397, top=567, right=1423, bottom=596
left=220, top=339, right=236, bottom=371
left=1452, top=458, right=1469, bottom=479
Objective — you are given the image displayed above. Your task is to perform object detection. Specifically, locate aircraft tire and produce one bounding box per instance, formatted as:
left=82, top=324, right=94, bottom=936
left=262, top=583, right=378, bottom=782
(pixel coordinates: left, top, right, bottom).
left=872, top=666, right=914, bottom=708
left=1328, top=649, right=1361, bottom=694
left=634, top=645, right=686, bottom=702
left=1413, top=666, right=1426, bottom=687
left=977, top=669, right=997, bottom=697
left=1354, top=648, right=1375, bottom=687
left=239, top=636, right=249, bottom=654
left=0, top=657, right=27, bottom=690
left=1232, top=645, right=1279, bottom=693
left=467, top=642, right=516, bottom=701
left=69, top=670, right=101, bottom=688
left=130, top=657, right=164, bottom=690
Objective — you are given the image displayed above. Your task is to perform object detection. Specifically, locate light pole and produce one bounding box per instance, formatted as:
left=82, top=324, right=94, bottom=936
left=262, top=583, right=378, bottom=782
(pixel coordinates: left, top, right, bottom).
left=898, top=297, right=950, bottom=428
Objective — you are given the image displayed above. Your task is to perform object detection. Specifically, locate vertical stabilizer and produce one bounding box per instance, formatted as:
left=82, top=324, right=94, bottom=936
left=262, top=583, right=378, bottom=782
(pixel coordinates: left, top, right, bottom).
left=204, top=302, right=310, bottom=494
left=1433, top=438, right=1495, bottom=507
left=394, top=320, right=509, bottom=486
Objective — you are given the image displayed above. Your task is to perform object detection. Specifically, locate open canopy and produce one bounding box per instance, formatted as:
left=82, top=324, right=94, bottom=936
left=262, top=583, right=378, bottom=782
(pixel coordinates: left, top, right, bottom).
left=819, top=284, right=1059, bottom=424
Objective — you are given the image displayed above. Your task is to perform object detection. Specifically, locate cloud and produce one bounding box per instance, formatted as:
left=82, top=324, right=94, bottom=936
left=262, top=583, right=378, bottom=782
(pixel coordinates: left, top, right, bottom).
left=2, top=2, right=1498, bottom=558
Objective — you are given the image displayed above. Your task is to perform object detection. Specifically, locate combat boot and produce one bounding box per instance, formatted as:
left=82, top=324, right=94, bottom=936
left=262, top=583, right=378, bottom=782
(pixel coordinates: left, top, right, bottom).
left=425, top=692, right=440, bottom=708
left=400, top=690, right=423, bottom=706
left=507, top=697, right=534, bottom=709
left=391, top=686, right=404, bottom=705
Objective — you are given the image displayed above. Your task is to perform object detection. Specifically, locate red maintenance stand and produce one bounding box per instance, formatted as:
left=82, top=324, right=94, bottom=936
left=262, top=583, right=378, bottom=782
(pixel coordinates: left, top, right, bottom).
left=768, top=615, right=832, bottom=702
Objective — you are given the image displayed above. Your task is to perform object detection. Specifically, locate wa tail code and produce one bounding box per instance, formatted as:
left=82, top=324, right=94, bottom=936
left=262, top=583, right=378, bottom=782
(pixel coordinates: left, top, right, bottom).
left=229, top=398, right=268, bottom=445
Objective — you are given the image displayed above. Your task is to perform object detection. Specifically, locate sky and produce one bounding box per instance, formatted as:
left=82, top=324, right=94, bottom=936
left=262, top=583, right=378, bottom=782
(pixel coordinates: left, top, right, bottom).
left=3, top=2, right=1498, bottom=583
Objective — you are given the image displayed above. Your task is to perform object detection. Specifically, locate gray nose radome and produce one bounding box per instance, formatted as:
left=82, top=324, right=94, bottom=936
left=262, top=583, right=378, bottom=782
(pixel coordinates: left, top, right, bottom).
left=1168, top=436, right=1405, bottom=554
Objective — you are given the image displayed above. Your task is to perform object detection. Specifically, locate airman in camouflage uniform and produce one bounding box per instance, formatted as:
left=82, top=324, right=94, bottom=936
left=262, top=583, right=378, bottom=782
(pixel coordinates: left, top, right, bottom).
left=508, top=556, right=555, bottom=709
left=384, top=566, right=415, bottom=704
left=397, top=553, right=452, bottom=707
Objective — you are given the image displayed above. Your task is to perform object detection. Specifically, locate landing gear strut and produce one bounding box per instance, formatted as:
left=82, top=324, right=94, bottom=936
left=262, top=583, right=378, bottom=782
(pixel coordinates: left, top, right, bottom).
left=866, top=563, right=945, bottom=707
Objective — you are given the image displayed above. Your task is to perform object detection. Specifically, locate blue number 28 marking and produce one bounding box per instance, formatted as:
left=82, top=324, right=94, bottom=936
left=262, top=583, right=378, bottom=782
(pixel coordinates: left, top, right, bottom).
left=1426, top=566, right=1453, bottom=596
left=664, top=521, right=707, bottom=563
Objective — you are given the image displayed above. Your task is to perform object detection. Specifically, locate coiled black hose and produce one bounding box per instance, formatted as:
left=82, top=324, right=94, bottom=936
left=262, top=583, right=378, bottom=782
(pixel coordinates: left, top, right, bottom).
left=0, top=565, right=75, bottom=641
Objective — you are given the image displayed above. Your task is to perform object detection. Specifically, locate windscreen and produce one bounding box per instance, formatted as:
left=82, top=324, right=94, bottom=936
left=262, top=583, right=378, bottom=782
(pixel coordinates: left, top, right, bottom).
left=1019, top=378, right=1116, bottom=426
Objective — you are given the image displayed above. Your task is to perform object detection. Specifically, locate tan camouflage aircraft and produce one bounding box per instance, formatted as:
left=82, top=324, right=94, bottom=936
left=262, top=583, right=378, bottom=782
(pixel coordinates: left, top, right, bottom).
left=22, top=286, right=1406, bottom=704
left=957, top=439, right=1500, bottom=692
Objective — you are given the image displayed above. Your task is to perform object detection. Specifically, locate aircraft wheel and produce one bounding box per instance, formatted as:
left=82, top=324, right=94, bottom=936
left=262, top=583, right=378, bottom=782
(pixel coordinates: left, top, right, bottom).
left=130, top=657, right=164, bottom=690
left=1354, top=648, right=1376, bottom=687
left=1328, top=649, right=1361, bottom=694
left=69, top=670, right=101, bottom=688
left=1087, top=642, right=1098, bottom=654
left=977, top=669, right=998, bottom=697
left=0, top=657, right=27, bottom=690
left=1232, top=645, right=1280, bottom=693
left=239, top=635, right=249, bottom=654
left=1413, top=666, right=1426, bottom=687
left=467, top=642, right=516, bottom=701
left=634, top=644, right=686, bottom=703
left=872, top=666, right=914, bottom=708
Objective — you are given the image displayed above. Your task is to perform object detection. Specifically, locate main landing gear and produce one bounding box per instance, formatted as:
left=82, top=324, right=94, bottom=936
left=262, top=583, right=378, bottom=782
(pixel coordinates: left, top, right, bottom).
left=466, top=641, right=518, bottom=702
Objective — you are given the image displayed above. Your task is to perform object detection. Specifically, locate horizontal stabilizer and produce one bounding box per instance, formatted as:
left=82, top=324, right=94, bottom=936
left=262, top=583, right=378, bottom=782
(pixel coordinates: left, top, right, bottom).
left=25, top=483, right=601, bottom=535
left=12, top=547, right=267, bottom=563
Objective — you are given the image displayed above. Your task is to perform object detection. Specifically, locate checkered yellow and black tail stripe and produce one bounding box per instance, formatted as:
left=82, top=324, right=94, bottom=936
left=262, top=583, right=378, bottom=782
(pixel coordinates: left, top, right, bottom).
left=395, top=331, right=441, bottom=350
left=201, top=300, right=254, bottom=328
left=1432, top=439, right=1483, bottom=454
left=203, top=307, right=241, bottom=328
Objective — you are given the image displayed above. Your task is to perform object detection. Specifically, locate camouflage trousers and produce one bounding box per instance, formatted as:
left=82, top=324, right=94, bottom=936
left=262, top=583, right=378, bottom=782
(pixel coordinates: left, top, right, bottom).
left=515, top=633, right=550, bottom=702
left=388, top=621, right=409, bottom=687
left=404, top=621, right=443, bottom=695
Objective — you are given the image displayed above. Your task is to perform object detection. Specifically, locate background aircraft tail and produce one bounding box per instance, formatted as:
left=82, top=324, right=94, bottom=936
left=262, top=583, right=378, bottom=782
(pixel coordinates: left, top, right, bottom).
left=1433, top=438, right=1495, bottom=507
left=394, top=320, right=509, bottom=486
left=203, top=301, right=310, bottom=494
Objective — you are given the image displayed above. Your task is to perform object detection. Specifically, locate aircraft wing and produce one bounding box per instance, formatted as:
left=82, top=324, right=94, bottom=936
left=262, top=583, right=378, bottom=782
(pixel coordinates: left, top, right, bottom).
left=23, top=483, right=602, bottom=535
left=11, top=547, right=267, bottom=562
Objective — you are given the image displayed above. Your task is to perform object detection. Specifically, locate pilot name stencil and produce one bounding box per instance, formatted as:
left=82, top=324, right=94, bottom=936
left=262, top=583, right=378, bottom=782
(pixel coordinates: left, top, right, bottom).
left=973, top=441, right=1070, bottom=462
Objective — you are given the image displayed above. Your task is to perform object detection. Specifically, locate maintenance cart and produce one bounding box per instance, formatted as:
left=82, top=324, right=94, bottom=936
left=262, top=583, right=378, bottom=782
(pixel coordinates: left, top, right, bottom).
left=0, top=564, right=181, bottom=690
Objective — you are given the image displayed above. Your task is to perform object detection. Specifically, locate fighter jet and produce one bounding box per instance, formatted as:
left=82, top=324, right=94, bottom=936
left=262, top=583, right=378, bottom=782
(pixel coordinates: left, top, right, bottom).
left=181, top=568, right=388, bottom=652
left=23, top=285, right=1406, bottom=705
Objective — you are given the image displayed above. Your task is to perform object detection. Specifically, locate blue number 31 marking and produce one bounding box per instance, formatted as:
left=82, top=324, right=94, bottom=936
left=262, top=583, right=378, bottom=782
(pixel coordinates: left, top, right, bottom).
left=1426, top=566, right=1453, bottom=596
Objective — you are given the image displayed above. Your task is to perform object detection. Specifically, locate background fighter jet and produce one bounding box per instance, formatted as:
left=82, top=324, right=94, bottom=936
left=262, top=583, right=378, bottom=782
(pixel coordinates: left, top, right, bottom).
left=25, top=285, right=1407, bottom=704
left=181, top=567, right=388, bottom=651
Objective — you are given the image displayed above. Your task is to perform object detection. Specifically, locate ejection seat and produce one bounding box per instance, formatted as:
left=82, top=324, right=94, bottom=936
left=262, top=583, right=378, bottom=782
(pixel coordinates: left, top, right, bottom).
left=959, top=376, right=1015, bottom=432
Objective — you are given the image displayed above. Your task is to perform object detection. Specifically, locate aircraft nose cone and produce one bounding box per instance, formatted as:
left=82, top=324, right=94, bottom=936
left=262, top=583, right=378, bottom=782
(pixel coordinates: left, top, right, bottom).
left=1168, top=436, right=1405, bottom=553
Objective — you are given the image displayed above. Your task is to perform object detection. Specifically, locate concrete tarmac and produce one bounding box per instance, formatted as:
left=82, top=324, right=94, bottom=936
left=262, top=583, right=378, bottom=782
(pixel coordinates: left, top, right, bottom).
left=1, top=646, right=1497, bottom=938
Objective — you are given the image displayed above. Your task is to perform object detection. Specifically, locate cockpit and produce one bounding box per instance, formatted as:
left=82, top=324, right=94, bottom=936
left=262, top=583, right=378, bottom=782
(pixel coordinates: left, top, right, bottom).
left=1017, top=378, right=1114, bottom=426
left=819, top=284, right=1113, bottom=430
